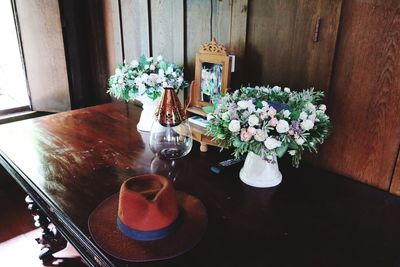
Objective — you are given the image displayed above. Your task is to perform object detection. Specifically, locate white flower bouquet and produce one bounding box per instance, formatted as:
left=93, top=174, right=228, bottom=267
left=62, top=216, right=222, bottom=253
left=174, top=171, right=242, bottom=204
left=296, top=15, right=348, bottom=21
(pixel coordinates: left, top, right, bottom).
left=107, top=55, right=186, bottom=101
left=206, top=86, right=331, bottom=167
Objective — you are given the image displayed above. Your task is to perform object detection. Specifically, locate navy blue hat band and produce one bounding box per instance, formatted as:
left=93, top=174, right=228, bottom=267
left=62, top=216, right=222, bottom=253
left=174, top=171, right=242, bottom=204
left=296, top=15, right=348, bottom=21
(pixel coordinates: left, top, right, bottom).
left=117, top=212, right=183, bottom=241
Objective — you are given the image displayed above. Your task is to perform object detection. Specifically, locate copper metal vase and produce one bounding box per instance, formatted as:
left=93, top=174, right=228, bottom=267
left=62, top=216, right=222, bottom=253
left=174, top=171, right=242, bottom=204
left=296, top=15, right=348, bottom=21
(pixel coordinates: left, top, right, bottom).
left=154, top=87, right=186, bottom=127
left=149, top=87, right=193, bottom=159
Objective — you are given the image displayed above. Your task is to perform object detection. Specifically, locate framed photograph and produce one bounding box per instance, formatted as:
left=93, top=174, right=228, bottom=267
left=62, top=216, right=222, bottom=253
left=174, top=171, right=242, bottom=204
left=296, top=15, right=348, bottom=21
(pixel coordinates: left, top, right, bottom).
left=186, top=39, right=232, bottom=113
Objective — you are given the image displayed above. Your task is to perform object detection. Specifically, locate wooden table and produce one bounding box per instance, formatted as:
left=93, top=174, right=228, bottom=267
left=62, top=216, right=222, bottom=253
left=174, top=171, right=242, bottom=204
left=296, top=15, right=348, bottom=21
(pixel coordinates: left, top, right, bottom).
left=1, top=103, right=400, bottom=267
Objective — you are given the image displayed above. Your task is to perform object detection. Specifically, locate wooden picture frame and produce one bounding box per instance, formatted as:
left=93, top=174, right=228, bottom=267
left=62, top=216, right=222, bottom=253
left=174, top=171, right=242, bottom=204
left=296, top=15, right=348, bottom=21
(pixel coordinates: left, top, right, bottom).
left=185, top=38, right=232, bottom=152
left=186, top=38, right=231, bottom=117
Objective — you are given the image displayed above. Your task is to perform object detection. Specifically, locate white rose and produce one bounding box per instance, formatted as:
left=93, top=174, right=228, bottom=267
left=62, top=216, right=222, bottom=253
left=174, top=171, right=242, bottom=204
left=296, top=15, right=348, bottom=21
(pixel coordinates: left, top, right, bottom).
left=283, top=110, right=291, bottom=118
left=276, top=120, right=290, bottom=133
left=284, top=87, right=290, bottom=93
left=306, top=102, right=316, bottom=112
left=228, top=120, right=241, bottom=132
left=156, top=55, right=163, bottom=61
left=176, top=77, right=183, bottom=86
left=222, top=112, right=230, bottom=121
left=130, top=60, right=139, bottom=68
left=248, top=114, right=259, bottom=126
left=272, top=86, right=281, bottom=92
left=308, top=114, right=316, bottom=121
left=319, top=104, right=327, bottom=112
left=134, top=77, right=142, bottom=85
left=141, top=73, right=149, bottom=80
left=261, top=101, right=269, bottom=107
left=264, top=137, right=282, bottom=150
left=150, top=64, right=155, bottom=71
left=237, top=100, right=248, bottom=110
left=254, top=129, right=267, bottom=142
left=166, top=66, right=173, bottom=75
left=138, top=83, right=146, bottom=94
left=299, top=111, right=308, bottom=121
left=301, top=119, right=314, bottom=131
left=295, top=137, right=305, bottom=145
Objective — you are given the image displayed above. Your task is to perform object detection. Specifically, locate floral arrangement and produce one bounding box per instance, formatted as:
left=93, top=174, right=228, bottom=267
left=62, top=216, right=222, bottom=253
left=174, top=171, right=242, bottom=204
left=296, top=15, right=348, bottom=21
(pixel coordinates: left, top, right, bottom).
left=107, top=55, right=186, bottom=101
left=201, top=65, right=222, bottom=98
left=206, top=86, right=331, bottom=167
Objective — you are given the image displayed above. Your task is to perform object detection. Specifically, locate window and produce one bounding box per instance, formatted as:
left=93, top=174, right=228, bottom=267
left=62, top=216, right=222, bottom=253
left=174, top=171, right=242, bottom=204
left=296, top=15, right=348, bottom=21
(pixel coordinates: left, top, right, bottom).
left=0, top=0, right=31, bottom=115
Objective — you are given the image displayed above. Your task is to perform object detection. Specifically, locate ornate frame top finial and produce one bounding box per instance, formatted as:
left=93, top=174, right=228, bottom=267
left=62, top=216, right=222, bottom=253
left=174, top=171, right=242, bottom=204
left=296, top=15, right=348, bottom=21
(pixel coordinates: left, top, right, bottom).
left=198, top=38, right=229, bottom=56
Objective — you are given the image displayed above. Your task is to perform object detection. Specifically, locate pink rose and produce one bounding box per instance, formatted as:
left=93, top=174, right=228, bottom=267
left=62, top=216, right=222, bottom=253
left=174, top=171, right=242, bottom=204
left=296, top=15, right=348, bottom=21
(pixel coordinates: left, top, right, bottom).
left=269, top=117, right=278, bottom=127
left=240, top=128, right=252, bottom=141
left=247, top=127, right=257, bottom=136
left=267, top=107, right=277, bottom=117
left=288, top=130, right=294, bottom=135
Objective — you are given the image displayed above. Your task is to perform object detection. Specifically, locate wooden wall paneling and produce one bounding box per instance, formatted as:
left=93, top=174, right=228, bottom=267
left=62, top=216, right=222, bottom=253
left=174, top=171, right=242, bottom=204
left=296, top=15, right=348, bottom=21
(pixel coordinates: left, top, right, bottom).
left=15, top=0, right=71, bottom=112
left=150, top=0, right=184, bottom=65
left=120, top=0, right=150, bottom=60
left=319, top=0, right=400, bottom=190
left=185, top=0, right=212, bottom=81
left=230, top=0, right=248, bottom=88
left=103, top=0, right=123, bottom=75
left=389, top=148, right=400, bottom=196
left=288, top=0, right=342, bottom=92
left=60, top=0, right=110, bottom=108
left=245, top=0, right=341, bottom=91
left=85, top=1, right=110, bottom=105
left=211, top=0, right=232, bottom=50
left=245, top=0, right=298, bottom=87
left=150, top=0, right=184, bottom=101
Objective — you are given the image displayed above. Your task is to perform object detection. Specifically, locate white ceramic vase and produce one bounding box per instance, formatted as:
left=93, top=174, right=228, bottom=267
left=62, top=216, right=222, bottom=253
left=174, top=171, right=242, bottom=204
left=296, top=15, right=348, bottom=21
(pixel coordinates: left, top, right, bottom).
left=136, top=96, right=160, bottom=132
left=239, top=151, right=282, bottom=188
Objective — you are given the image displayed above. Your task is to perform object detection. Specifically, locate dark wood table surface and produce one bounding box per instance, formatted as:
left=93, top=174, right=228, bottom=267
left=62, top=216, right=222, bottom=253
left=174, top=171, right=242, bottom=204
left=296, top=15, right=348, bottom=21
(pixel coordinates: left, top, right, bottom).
left=1, top=102, right=400, bottom=267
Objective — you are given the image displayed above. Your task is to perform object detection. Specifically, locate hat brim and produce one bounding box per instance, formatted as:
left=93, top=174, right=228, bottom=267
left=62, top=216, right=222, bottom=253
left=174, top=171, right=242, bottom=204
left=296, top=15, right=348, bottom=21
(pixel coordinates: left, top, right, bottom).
left=88, top=191, right=207, bottom=262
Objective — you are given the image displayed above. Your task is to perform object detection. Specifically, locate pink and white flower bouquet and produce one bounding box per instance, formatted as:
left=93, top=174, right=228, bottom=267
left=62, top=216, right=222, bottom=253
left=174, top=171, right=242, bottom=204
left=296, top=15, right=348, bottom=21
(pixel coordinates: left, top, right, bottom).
left=107, top=55, right=186, bottom=101
left=206, top=86, right=331, bottom=167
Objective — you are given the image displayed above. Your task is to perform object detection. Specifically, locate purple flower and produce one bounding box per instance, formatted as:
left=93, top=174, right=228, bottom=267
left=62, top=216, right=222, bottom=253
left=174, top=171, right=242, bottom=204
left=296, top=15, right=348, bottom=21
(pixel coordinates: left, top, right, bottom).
left=290, top=121, right=302, bottom=133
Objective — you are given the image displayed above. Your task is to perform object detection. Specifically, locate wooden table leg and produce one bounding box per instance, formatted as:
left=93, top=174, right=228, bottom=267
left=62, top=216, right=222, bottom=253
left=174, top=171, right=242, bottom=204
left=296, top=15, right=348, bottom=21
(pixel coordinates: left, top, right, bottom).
left=25, top=195, right=67, bottom=261
left=200, top=142, right=208, bottom=152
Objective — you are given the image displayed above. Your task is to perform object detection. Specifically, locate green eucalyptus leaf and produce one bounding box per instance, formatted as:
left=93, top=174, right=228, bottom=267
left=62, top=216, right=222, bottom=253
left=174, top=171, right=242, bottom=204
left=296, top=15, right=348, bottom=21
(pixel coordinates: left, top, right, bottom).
left=276, top=143, right=288, bottom=158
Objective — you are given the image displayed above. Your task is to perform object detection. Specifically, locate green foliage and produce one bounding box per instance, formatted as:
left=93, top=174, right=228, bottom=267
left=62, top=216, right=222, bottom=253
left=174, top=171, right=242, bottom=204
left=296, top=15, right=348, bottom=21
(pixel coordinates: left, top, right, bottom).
left=107, top=55, right=187, bottom=102
left=206, top=86, right=332, bottom=168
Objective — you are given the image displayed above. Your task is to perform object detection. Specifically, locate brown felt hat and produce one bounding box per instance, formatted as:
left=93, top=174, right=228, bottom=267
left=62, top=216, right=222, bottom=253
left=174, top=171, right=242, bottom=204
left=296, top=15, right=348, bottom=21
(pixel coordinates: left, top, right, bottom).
left=88, top=174, right=207, bottom=262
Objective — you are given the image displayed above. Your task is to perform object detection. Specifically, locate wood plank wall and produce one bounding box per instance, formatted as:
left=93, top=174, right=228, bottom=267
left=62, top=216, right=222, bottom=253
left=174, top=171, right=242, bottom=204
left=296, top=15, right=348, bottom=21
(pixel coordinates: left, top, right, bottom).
left=105, top=0, right=248, bottom=87
left=318, top=0, right=400, bottom=191
left=102, top=0, right=400, bottom=194
left=245, top=0, right=342, bottom=92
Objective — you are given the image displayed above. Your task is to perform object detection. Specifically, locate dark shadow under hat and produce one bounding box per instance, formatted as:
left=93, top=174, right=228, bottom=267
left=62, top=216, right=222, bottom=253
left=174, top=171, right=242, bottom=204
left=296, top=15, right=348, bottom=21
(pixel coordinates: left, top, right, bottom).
left=88, top=174, right=207, bottom=262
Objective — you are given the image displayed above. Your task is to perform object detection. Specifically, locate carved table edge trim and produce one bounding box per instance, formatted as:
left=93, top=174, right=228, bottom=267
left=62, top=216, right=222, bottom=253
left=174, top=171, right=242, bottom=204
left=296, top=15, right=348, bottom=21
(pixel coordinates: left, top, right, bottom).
left=0, top=151, right=115, bottom=267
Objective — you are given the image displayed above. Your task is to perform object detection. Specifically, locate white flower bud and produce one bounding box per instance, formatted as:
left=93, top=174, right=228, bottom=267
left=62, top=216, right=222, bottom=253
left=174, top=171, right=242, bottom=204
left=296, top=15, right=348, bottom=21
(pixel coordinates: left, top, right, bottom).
left=319, top=104, right=327, bottom=112
left=295, top=137, right=305, bottom=145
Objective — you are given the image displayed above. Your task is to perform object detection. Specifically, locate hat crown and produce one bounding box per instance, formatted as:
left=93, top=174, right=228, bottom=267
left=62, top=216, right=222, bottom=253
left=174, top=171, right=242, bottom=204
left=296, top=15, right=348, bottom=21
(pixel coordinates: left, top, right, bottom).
left=118, top=175, right=179, bottom=231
